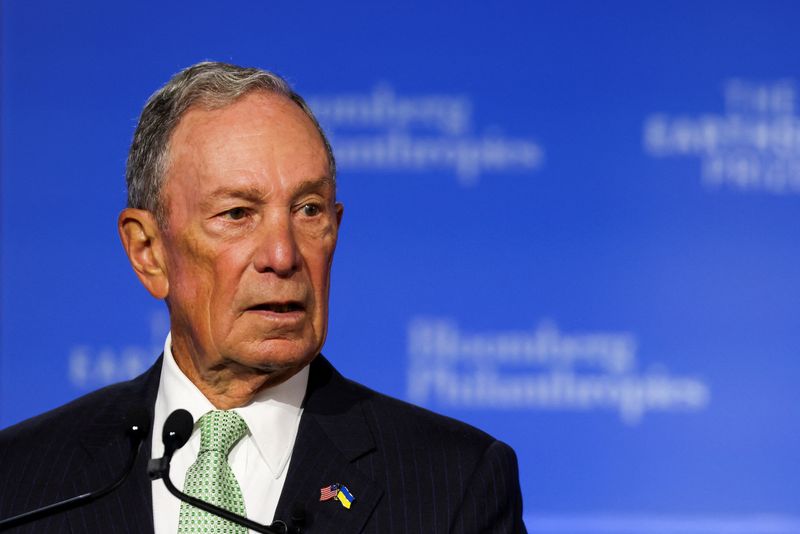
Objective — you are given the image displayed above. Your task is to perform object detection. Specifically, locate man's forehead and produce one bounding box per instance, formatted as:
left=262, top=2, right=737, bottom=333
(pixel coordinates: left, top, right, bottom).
left=172, top=91, right=317, bottom=145
left=166, top=93, right=329, bottom=175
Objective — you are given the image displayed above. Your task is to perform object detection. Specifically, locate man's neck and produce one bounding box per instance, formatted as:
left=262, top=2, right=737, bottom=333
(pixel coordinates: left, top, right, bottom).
left=170, top=345, right=300, bottom=409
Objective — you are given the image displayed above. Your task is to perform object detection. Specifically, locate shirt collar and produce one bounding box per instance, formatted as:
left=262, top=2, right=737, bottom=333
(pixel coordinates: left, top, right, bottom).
left=161, top=332, right=309, bottom=478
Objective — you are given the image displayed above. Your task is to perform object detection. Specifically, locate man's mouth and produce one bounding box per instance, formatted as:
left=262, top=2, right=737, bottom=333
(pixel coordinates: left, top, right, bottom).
left=247, top=301, right=305, bottom=313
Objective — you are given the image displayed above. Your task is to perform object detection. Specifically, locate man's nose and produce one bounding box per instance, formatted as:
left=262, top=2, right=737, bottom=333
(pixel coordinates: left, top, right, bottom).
left=252, top=210, right=302, bottom=276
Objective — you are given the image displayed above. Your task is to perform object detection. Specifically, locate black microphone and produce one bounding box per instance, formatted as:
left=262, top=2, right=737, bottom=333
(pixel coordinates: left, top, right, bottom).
left=149, top=409, right=303, bottom=534
left=163, top=408, right=194, bottom=456
left=147, top=408, right=193, bottom=479
left=0, top=405, right=151, bottom=531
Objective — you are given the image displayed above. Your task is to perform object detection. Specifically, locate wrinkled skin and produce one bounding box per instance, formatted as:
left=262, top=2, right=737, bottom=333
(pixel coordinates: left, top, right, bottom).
left=119, top=91, right=342, bottom=408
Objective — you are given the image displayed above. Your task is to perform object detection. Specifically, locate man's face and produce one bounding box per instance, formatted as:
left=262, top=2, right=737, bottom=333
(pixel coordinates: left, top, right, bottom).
left=160, top=91, right=342, bottom=380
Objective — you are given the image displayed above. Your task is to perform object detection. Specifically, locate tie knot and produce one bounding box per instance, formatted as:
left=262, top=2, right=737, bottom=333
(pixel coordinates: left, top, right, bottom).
left=197, top=410, right=248, bottom=455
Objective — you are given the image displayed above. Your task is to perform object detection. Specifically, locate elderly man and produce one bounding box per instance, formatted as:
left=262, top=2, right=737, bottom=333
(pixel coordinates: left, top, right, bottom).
left=0, top=62, right=525, bottom=533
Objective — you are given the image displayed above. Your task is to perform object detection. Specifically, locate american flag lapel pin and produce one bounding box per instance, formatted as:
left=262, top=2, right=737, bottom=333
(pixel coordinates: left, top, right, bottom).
left=320, top=483, right=356, bottom=509
left=320, top=483, right=340, bottom=502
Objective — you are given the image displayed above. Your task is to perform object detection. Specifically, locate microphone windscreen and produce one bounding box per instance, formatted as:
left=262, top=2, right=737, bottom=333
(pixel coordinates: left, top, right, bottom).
left=163, top=409, right=194, bottom=452
left=123, top=405, right=151, bottom=440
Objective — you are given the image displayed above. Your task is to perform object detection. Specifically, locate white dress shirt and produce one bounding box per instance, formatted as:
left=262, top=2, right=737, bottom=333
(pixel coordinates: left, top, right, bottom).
left=151, top=333, right=309, bottom=534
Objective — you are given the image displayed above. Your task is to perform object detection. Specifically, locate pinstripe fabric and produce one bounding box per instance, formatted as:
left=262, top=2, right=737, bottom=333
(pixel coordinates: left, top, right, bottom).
left=0, top=355, right=525, bottom=533
left=0, top=359, right=160, bottom=534
left=274, top=357, right=527, bottom=533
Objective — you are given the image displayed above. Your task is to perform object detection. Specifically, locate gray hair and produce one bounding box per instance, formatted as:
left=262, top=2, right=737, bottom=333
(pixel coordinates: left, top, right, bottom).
left=125, top=61, right=336, bottom=225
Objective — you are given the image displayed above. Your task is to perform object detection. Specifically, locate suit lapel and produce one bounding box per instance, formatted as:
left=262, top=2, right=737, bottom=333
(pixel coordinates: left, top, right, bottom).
left=56, top=354, right=382, bottom=533
left=66, top=357, right=163, bottom=534
left=275, top=356, right=384, bottom=533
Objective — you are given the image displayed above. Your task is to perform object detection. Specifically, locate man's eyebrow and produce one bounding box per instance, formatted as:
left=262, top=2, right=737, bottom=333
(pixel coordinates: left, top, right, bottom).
left=201, top=186, right=265, bottom=209
left=292, top=177, right=335, bottom=196
left=200, top=178, right=335, bottom=209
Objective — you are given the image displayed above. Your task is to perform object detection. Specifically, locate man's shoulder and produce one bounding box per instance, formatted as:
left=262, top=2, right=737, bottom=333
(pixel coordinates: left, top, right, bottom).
left=0, top=360, right=161, bottom=526
left=1, top=382, right=126, bottom=446
left=307, top=359, right=525, bottom=532
left=354, top=377, right=496, bottom=446
left=316, top=358, right=504, bottom=462
left=0, top=358, right=162, bottom=452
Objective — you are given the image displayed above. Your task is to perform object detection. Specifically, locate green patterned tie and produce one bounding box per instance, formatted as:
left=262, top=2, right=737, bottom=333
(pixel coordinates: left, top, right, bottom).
left=177, top=410, right=249, bottom=533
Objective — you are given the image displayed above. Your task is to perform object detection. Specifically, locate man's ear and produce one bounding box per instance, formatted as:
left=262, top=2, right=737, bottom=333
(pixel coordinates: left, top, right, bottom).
left=335, top=201, right=344, bottom=228
left=118, top=208, right=169, bottom=299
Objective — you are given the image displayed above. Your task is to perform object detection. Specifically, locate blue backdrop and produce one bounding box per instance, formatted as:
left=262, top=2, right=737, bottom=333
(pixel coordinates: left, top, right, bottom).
left=2, top=1, right=799, bottom=532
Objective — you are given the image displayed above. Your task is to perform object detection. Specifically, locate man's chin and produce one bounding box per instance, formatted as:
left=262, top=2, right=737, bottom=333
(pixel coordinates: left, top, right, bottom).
left=230, top=338, right=319, bottom=372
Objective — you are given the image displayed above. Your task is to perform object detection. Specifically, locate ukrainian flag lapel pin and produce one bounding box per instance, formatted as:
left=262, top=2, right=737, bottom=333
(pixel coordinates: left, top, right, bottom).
left=319, top=483, right=356, bottom=509
left=336, top=485, right=356, bottom=509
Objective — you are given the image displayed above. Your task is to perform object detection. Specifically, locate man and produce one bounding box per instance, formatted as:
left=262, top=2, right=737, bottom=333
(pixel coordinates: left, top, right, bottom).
left=0, top=62, right=525, bottom=533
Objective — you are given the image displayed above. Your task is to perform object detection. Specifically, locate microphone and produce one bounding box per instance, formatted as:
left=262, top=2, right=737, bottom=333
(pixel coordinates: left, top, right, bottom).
left=0, top=405, right=151, bottom=531
left=149, top=409, right=303, bottom=534
left=163, top=408, right=194, bottom=455
left=147, top=408, right=193, bottom=479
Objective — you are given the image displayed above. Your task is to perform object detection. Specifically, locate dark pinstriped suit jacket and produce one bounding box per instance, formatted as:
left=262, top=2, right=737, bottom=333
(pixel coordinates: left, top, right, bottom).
left=0, top=355, right=526, bottom=533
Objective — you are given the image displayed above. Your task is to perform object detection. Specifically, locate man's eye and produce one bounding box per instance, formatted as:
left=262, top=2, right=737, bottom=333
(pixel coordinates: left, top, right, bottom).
left=302, top=204, right=321, bottom=217
left=223, top=207, right=248, bottom=220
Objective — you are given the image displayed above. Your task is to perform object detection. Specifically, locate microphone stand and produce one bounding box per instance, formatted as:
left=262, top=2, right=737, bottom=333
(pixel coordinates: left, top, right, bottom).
left=0, top=409, right=149, bottom=531
left=153, top=467, right=289, bottom=534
